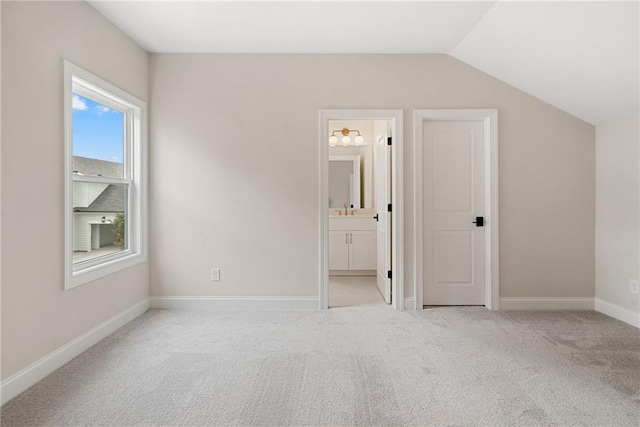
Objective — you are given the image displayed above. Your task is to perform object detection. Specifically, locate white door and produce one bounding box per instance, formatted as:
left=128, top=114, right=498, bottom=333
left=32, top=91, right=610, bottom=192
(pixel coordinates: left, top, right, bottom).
left=375, top=131, right=392, bottom=303
left=349, top=231, right=377, bottom=270
left=328, top=230, right=349, bottom=270
left=423, top=120, right=485, bottom=305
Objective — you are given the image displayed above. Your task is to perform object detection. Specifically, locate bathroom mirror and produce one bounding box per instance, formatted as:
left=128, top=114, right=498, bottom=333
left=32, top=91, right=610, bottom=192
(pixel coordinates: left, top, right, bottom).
left=328, top=120, right=381, bottom=210
left=329, top=155, right=361, bottom=209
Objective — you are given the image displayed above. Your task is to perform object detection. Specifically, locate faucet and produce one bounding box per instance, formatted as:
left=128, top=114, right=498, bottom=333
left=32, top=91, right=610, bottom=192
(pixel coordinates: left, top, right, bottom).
left=343, top=202, right=349, bottom=216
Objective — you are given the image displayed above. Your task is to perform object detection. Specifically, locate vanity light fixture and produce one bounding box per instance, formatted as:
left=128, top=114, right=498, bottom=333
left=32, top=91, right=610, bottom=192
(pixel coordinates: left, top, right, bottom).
left=328, top=128, right=364, bottom=146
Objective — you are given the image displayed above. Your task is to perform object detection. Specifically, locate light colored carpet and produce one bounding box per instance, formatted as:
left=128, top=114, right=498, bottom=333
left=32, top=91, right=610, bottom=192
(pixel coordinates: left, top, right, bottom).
left=1, top=307, right=639, bottom=426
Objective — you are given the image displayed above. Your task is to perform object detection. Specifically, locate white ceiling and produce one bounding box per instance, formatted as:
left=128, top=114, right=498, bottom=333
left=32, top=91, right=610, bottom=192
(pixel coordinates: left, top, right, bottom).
left=89, top=0, right=639, bottom=125
left=88, top=1, right=495, bottom=53
left=450, top=1, right=639, bottom=125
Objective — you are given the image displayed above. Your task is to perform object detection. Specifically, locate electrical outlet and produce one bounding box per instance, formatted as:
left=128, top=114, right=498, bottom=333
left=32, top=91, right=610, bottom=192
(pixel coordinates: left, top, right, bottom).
left=211, top=268, right=221, bottom=282
left=630, top=279, right=639, bottom=295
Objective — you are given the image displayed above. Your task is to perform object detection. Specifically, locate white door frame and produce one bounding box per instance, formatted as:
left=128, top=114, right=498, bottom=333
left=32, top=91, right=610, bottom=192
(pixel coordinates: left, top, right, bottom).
left=414, top=109, right=499, bottom=310
left=320, top=109, right=404, bottom=310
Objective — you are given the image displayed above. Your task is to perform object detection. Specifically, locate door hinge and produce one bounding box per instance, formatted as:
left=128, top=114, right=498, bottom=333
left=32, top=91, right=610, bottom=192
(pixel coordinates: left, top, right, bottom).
left=387, top=136, right=392, bottom=146
left=387, top=270, right=392, bottom=279
left=387, top=204, right=392, bottom=212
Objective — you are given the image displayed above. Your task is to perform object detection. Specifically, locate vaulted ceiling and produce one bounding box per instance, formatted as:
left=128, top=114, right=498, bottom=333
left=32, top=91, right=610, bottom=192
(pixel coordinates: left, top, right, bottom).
left=90, top=1, right=639, bottom=125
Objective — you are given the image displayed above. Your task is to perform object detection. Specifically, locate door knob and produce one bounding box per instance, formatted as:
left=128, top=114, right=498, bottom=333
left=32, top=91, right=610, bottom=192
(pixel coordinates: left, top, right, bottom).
left=373, top=214, right=379, bottom=222
left=472, top=216, right=484, bottom=227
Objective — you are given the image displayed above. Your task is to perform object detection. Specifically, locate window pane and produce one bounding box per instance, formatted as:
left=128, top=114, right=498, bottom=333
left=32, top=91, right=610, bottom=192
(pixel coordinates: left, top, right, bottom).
left=72, top=93, right=125, bottom=179
left=73, top=182, right=128, bottom=264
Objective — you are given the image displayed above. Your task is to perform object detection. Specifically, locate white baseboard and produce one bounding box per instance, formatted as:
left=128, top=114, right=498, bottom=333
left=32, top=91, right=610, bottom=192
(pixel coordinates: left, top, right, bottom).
left=499, top=297, right=594, bottom=311
left=595, top=298, right=640, bottom=328
left=404, top=297, right=417, bottom=310
left=1, top=297, right=150, bottom=406
left=150, top=296, right=320, bottom=310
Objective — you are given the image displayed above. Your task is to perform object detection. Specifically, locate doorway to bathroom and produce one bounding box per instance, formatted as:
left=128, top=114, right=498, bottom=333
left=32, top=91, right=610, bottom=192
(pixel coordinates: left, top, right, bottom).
left=319, top=110, right=404, bottom=309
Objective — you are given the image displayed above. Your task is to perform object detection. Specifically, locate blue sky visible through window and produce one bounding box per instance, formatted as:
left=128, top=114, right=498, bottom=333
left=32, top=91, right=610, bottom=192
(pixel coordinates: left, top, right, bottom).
left=72, top=93, right=124, bottom=163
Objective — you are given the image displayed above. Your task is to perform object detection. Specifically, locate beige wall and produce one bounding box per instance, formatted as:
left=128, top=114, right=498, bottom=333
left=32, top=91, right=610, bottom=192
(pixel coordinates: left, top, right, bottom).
left=1, top=1, right=149, bottom=380
left=596, top=117, right=640, bottom=313
left=149, top=54, right=595, bottom=300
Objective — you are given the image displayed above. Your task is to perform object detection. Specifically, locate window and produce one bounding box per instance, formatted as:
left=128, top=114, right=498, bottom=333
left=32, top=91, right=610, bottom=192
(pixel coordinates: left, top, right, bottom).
left=64, top=61, right=147, bottom=289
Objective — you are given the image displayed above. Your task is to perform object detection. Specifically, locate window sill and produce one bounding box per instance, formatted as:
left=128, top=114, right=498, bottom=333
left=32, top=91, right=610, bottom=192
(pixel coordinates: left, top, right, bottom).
left=66, top=251, right=147, bottom=290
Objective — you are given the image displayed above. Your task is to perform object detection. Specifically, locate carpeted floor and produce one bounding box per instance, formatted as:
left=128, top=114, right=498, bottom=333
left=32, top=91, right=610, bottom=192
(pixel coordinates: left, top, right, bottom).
left=1, top=307, right=639, bottom=426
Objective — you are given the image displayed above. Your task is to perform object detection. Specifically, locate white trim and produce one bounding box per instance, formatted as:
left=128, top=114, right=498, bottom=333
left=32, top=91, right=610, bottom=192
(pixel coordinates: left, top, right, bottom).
left=0, top=298, right=150, bottom=405
left=404, top=297, right=416, bottom=309
left=413, top=109, right=499, bottom=311
left=64, top=60, right=148, bottom=290
left=73, top=82, right=132, bottom=115
left=150, top=296, right=320, bottom=310
left=595, top=298, right=640, bottom=328
left=72, top=175, right=131, bottom=185
left=499, top=297, right=594, bottom=311
left=320, top=110, right=404, bottom=310
left=71, top=252, right=147, bottom=285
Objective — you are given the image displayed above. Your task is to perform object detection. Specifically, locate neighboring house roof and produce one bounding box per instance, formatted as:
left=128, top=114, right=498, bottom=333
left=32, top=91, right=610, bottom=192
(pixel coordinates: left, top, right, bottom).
left=75, top=184, right=125, bottom=213
left=73, top=156, right=123, bottom=178
left=73, top=156, right=125, bottom=213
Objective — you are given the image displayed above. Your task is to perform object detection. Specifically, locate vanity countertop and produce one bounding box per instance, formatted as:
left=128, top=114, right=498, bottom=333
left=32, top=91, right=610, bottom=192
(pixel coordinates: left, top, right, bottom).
left=329, top=214, right=374, bottom=219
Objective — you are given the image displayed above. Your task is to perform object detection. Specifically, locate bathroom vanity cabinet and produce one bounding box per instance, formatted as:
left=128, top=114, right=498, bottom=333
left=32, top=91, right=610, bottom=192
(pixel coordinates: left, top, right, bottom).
left=328, top=217, right=377, bottom=271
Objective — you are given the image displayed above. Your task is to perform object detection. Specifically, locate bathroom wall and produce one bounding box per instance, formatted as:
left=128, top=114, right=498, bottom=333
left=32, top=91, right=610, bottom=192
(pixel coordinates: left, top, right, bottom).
left=149, top=54, right=595, bottom=301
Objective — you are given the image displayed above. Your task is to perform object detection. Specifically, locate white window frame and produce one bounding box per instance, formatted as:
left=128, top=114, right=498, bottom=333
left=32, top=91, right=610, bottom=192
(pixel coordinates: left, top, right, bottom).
left=64, top=60, right=148, bottom=290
